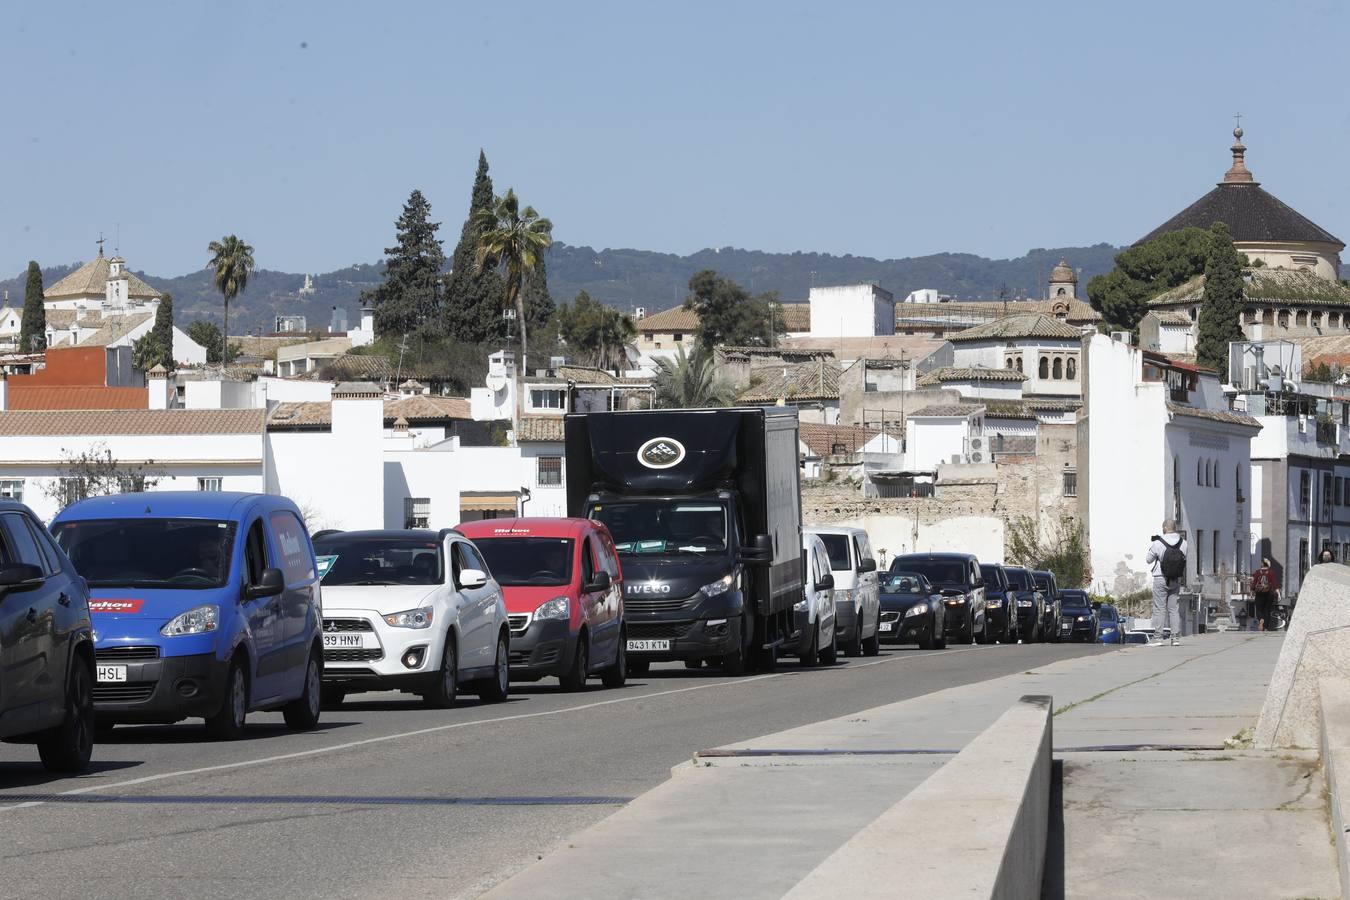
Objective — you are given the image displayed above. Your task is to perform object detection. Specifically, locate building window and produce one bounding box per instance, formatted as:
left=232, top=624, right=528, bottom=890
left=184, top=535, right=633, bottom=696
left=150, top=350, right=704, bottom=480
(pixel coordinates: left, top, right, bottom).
left=117, top=475, right=149, bottom=493
left=1195, top=529, right=1205, bottom=577
left=404, top=497, right=430, bottom=529
left=1337, top=476, right=1344, bottom=506
left=1296, top=311, right=1308, bottom=327
left=1324, top=474, right=1334, bottom=515
left=673, top=332, right=684, bottom=342
left=1212, top=530, right=1219, bottom=575
left=1062, top=470, right=1077, bottom=497
left=1015, top=357, right=1023, bottom=372
left=1052, top=358, right=1063, bottom=380
left=58, top=478, right=86, bottom=508
left=1312, top=312, right=1322, bottom=328
left=0, top=479, right=22, bottom=502
left=198, top=477, right=222, bottom=492
left=1005, top=358, right=1014, bottom=369
left=1299, top=538, right=1309, bottom=581
left=1066, top=357, right=1077, bottom=380
left=1039, top=356, right=1049, bottom=379
left=530, top=389, right=565, bottom=410
left=1212, top=463, right=1219, bottom=489
left=1197, top=458, right=1204, bottom=486
left=1236, top=465, right=1244, bottom=503
left=1300, top=471, right=1310, bottom=510
left=537, top=456, right=562, bottom=487
left=1244, top=308, right=1258, bottom=324
left=1278, top=310, right=1290, bottom=329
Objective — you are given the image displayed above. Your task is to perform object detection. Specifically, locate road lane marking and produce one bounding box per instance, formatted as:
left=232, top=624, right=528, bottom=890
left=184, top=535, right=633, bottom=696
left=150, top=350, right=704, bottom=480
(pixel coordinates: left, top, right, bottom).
left=0, top=644, right=984, bottom=813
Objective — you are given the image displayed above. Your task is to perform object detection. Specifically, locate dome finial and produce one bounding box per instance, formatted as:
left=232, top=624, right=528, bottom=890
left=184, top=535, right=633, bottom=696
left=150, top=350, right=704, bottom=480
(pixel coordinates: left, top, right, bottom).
left=1223, top=115, right=1255, bottom=184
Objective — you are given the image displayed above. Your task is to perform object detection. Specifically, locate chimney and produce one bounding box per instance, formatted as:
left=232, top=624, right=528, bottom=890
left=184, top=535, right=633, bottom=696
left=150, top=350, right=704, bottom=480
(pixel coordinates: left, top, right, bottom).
left=147, top=365, right=170, bottom=409
left=0, top=372, right=7, bottom=411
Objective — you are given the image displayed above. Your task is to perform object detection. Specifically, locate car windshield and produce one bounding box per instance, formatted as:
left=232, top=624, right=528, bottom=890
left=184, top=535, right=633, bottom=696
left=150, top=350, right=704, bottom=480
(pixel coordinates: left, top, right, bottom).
left=891, top=559, right=965, bottom=586
left=1004, top=568, right=1034, bottom=590
left=314, top=536, right=443, bottom=586
left=471, top=537, right=574, bottom=587
left=816, top=534, right=852, bottom=571
left=1033, top=575, right=1054, bottom=594
left=1061, top=592, right=1090, bottom=609
left=979, top=564, right=1004, bottom=588
left=590, top=500, right=728, bottom=556
left=52, top=518, right=236, bottom=589
left=1099, top=608, right=1118, bottom=622
left=882, top=572, right=929, bottom=594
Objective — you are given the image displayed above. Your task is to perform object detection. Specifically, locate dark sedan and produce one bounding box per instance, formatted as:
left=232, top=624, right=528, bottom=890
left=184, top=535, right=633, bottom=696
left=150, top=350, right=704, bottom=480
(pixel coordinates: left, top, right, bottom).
left=1003, top=565, right=1046, bottom=643
left=979, top=563, right=1018, bottom=644
left=878, top=572, right=946, bottom=649
left=1058, top=589, right=1098, bottom=642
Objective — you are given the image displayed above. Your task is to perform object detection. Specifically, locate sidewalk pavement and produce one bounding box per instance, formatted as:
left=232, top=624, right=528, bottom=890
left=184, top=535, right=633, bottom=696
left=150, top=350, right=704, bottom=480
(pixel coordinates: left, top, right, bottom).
left=483, top=634, right=1340, bottom=899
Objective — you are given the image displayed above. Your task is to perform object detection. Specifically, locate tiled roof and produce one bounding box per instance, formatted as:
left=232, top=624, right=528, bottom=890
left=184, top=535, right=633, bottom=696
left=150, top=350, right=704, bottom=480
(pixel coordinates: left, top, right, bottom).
left=383, top=395, right=471, bottom=423
left=1165, top=401, right=1261, bottom=429
left=0, top=408, right=265, bottom=436
left=1139, top=183, right=1342, bottom=248
left=946, top=313, right=1085, bottom=343
left=551, top=364, right=650, bottom=386
left=779, top=303, right=810, bottom=331
left=43, top=255, right=162, bottom=301
left=270, top=396, right=474, bottom=430
left=777, top=335, right=946, bottom=363
left=1151, top=269, right=1350, bottom=309
left=917, top=366, right=1029, bottom=386
left=908, top=403, right=986, bottom=418
left=277, top=337, right=351, bottom=360
left=332, top=382, right=383, bottom=397
left=515, top=416, right=565, bottom=442
left=798, top=422, right=885, bottom=457
left=267, top=401, right=332, bottom=429
left=43, top=309, right=103, bottom=331
left=636, top=305, right=699, bottom=333
left=78, top=312, right=154, bottom=347
left=738, top=360, right=841, bottom=403
left=1151, top=311, right=1192, bottom=326
left=6, top=386, right=149, bottom=410
left=895, top=298, right=1102, bottom=328
left=980, top=398, right=1082, bottom=420
left=303, top=354, right=393, bottom=381
left=231, top=335, right=311, bottom=359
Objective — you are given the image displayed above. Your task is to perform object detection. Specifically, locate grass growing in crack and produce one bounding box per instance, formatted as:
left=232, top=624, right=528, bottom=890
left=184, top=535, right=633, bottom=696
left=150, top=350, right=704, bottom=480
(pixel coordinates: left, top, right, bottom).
left=1225, top=726, right=1255, bottom=749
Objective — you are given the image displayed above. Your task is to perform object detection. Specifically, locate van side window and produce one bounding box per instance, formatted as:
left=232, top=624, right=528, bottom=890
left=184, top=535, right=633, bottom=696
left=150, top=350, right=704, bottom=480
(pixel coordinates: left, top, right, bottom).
left=450, top=542, right=466, bottom=586
left=268, top=511, right=315, bottom=583
left=581, top=539, right=596, bottom=585
left=245, top=520, right=269, bottom=585
left=851, top=536, right=864, bottom=571
left=460, top=541, right=488, bottom=576
left=594, top=534, right=618, bottom=577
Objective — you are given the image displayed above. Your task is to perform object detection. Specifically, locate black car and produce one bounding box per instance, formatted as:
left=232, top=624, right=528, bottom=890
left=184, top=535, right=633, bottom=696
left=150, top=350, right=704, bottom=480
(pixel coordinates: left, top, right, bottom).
left=1058, top=589, right=1097, bottom=642
left=1003, top=565, right=1046, bottom=642
left=888, top=553, right=987, bottom=644
left=979, top=563, right=1018, bottom=643
left=0, top=501, right=96, bottom=772
left=878, top=572, right=945, bottom=649
left=1031, top=570, right=1062, bottom=643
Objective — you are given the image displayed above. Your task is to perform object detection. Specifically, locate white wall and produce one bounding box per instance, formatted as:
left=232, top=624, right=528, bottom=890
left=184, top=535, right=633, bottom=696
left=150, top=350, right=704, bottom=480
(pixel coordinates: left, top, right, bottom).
left=944, top=379, right=1023, bottom=401
left=266, top=397, right=384, bottom=531
left=520, top=442, right=568, bottom=517
left=904, top=416, right=973, bottom=471
left=184, top=380, right=259, bottom=410
left=258, top=377, right=333, bottom=403
left=825, top=513, right=1005, bottom=567
left=809, top=284, right=895, bottom=338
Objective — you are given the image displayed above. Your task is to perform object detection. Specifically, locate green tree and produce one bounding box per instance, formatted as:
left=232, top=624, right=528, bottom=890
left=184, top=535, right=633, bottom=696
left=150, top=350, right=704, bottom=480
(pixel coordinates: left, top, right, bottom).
left=443, top=151, right=506, bottom=343
left=19, top=261, right=46, bottom=353
left=1086, top=227, right=1212, bottom=332
left=474, top=189, right=553, bottom=372
left=652, top=344, right=736, bottom=409
left=131, top=332, right=168, bottom=372
left=363, top=189, right=445, bottom=338
left=1305, top=361, right=1336, bottom=383
left=1008, top=515, right=1090, bottom=589
left=206, top=235, right=255, bottom=365
left=42, top=443, right=163, bottom=507
left=521, top=251, right=555, bottom=340
left=1195, top=223, right=1248, bottom=373
left=684, top=270, right=783, bottom=349
left=557, top=290, right=636, bottom=371
left=151, top=292, right=174, bottom=366
left=186, top=320, right=224, bottom=364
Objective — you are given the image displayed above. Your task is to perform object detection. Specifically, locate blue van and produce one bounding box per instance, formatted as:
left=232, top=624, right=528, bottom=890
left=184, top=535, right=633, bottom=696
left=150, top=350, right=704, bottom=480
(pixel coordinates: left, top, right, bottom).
left=50, top=492, right=324, bottom=739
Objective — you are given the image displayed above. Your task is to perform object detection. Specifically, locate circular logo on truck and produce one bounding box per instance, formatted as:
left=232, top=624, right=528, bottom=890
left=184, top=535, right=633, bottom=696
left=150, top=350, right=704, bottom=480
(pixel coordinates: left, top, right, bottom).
left=637, top=436, right=686, bottom=469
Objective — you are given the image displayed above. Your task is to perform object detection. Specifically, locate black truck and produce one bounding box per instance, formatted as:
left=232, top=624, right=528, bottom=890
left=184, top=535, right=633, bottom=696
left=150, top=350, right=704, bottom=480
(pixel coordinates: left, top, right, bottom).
left=565, top=407, right=803, bottom=675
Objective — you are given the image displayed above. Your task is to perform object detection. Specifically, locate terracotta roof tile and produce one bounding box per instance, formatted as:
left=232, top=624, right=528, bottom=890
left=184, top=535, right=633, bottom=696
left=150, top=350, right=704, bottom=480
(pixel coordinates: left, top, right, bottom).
left=946, top=313, right=1085, bottom=343
left=267, top=401, right=331, bottom=429
left=1151, top=269, right=1350, bottom=309
left=917, top=366, right=1029, bottom=386
left=43, top=255, right=162, bottom=301
left=636, top=305, right=699, bottom=333
left=383, top=395, right=471, bottom=422
left=515, top=416, right=565, bottom=442
left=78, top=312, right=154, bottom=347
left=738, top=359, right=841, bottom=403
left=908, top=403, right=986, bottom=417
left=1139, top=182, right=1342, bottom=248
left=798, top=422, right=884, bottom=456
left=1165, top=401, right=1261, bottom=428
left=0, top=408, right=264, bottom=436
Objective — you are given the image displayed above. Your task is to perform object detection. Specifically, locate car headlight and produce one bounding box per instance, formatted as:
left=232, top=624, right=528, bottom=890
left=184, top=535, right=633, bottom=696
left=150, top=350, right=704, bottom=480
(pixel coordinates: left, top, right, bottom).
left=534, top=596, right=570, bottom=621
left=944, top=597, right=966, bottom=605
left=161, top=604, right=218, bottom=637
left=987, top=597, right=1003, bottom=607
left=904, top=605, right=927, bottom=618
left=1076, top=615, right=1089, bottom=623
left=700, top=574, right=735, bottom=598
left=384, top=606, right=435, bottom=629
left=1101, top=626, right=1116, bottom=632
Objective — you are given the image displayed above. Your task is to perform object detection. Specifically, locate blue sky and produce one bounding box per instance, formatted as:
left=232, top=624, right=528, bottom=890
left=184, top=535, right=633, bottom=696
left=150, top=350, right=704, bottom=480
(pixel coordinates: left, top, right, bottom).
left=4, top=0, right=1348, bottom=278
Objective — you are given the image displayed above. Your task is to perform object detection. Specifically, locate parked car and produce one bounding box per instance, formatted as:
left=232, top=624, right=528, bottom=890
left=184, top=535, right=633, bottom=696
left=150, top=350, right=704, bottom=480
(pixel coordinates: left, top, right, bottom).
left=878, top=571, right=946, bottom=649
left=1123, top=630, right=1151, bottom=645
left=791, top=532, right=837, bottom=666
left=1058, top=589, right=1097, bottom=642
left=313, top=529, right=510, bottom=707
left=1031, top=570, right=1063, bottom=643
left=51, top=492, right=324, bottom=739
left=979, top=563, right=1019, bottom=643
left=0, top=500, right=96, bottom=772
left=1003, top=566, right=1046, bottom=642
left=805, top=525, right=880, bottom=657
left=1095, top=603, right=1124, bottom=644
left=889, top=553, right=987, bottom=643
left=458, top=518, right=626, bottom=690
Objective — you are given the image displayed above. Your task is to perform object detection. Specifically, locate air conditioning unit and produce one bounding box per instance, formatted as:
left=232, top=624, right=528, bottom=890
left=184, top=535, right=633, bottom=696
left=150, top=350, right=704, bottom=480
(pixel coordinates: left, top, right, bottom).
left=968, top=451, right=985, bottom=464
left=1111, top=331, right=1133, bottom=345
left=966, top=436, right=986, bottom=453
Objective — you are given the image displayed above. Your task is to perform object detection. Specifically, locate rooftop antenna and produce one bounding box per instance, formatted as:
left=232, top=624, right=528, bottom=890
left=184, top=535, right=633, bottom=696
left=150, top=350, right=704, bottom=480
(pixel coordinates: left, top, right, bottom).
left=96, top=233, right=105, bottom=257
left=115, top=223, right=121, bottom=256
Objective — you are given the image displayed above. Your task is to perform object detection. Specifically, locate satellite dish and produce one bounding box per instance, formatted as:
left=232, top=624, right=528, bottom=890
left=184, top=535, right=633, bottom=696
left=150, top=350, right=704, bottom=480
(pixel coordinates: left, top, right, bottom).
left=486, top=372, right=508, bottom=393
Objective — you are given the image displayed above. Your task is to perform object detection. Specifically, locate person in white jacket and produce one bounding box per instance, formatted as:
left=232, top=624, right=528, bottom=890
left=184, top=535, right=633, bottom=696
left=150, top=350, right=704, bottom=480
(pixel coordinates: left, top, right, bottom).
left=1145, top=520, right=1187, bottom=645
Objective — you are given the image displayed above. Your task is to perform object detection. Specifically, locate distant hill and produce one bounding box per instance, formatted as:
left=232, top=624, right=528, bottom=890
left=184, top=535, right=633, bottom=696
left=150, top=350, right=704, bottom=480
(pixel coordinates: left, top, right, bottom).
left=0, top=242, right=1124, bottom=334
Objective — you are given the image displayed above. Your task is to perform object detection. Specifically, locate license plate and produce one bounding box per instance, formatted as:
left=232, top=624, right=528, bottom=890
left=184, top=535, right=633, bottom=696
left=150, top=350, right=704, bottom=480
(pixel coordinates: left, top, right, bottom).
left=880, top=622, right=895, bottom=632
left=323, top=633, right=370, bottom=649
left=96, top=665, right=127, bottom=683
left=1061, top=624, right=1071, bottom=631
left=627, top=639, right=671, bottom=652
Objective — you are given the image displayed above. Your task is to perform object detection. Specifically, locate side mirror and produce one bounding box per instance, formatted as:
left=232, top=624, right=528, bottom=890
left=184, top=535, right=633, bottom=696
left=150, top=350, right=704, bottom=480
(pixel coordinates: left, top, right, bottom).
left=857, top=557, right=877, bottom=574
left=245, top=567, right=285, bottom=599
left=0, top=563, right=44, bottom=593
left=815, top=572, right=835, bottom=592
left=584, top=570, right=611, bottom=593
left=738, top=533, right=773, bottom=567
left=458, top=568, right=488, bottom=590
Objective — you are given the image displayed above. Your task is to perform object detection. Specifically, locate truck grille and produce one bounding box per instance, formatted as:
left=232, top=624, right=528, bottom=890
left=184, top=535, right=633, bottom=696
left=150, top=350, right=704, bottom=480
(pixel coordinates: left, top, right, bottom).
left=324, top=618, right=375, bottom=632
left=324, top=648, right=384, bottom=663
left=624, top=596, right=696, bottom=613
left=95, top=646, right=160, bottom=661
left=508, top=614, right=531, bottom=635
left=94, top=683, right=155, bottom=703
left=626, top=622, right=692, bottom=641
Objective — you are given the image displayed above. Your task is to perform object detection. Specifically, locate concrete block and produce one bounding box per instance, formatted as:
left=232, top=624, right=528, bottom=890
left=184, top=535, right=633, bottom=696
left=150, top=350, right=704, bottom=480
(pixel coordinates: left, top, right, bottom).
left=1255, top=563, right=1350, bottom=749
left=783, top=695, right=1052, bottom=900
left=1321, top=677, right=1350, bottom=900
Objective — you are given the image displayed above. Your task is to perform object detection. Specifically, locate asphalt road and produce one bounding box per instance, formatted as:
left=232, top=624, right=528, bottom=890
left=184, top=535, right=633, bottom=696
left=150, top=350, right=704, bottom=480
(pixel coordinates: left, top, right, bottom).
left=0, top=642, right=1107, bottom=899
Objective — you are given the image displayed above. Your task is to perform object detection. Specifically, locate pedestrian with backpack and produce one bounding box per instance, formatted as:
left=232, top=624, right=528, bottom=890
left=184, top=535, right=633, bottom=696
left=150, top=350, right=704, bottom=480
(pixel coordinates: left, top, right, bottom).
left=1146, top=520, right=1188, bottom=646
left=1251, top=558, right=1278, bottom=632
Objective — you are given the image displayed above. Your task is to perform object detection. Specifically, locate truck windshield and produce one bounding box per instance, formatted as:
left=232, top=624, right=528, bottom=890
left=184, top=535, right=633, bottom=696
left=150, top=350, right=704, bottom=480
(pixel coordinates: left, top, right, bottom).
left=817, top=534, right=852, bottom=571
left=590, top=500, right=729, bottom=556
left=52, top=518, right=236, bottom=589
left=470, top=537, right=574, bottom=587
left=314, top=535, right=443, bottom=586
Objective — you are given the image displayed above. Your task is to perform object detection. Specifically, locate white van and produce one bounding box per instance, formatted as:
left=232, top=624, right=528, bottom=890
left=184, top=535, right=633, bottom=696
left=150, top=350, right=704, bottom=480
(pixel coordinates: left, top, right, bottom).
left=805, top=525, right=881, bottom=657
left=792, top=532, right=837, bottom=666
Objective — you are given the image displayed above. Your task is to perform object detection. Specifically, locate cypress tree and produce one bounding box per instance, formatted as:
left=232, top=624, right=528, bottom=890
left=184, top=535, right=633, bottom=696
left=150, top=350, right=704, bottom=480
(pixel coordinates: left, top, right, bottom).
left=443, top=150, right=506, bottom=343
left=362, top=190, right=445, bottom=337
left=19, top=261, right=46, bottom=353
left=151, top=292, right=174, bottom=369
left=1195, top=222, right=1247, bottom=374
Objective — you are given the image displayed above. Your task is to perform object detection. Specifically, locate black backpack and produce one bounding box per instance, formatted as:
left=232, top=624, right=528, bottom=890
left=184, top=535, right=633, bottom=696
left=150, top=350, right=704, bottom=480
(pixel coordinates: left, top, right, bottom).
left=1160, top=537, right=1186, bottom=580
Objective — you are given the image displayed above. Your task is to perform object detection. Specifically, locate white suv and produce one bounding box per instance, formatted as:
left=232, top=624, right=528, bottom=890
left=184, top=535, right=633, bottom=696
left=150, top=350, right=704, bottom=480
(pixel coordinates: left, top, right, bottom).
left=312, top=529, right=510, bottom=708
left=805, top=525, right=881, bottom=657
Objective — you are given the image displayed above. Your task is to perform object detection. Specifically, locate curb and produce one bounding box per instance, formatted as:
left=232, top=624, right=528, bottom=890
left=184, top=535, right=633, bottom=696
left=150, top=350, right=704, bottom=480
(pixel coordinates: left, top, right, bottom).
left=1320, top=677, right=1350, bottom=900
left=783, top=694, right=1052, bottom=900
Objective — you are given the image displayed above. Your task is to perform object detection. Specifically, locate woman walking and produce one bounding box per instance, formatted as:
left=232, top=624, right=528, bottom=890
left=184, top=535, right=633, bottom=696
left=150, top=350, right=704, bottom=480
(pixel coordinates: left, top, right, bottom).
left=1250, top=558, right=1279, bottom=632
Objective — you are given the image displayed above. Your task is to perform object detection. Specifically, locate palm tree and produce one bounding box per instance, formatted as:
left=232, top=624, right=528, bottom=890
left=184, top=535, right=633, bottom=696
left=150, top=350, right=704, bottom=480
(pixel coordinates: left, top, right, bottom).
left=652, top=345, right=736, bottom=409
left=594, top=308, right=637, bottom=372
left=206, top=235, right=255, bottom=366
left=473, top=190, right=552, bottom=369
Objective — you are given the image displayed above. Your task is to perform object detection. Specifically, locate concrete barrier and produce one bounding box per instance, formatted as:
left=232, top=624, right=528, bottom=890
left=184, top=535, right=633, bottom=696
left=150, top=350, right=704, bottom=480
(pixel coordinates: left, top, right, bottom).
left=783, top=695, right=1052, bottom=900
left=1321, top=677, right=1350, bottom=900
left=1256, top=562, right=1350, bottom=749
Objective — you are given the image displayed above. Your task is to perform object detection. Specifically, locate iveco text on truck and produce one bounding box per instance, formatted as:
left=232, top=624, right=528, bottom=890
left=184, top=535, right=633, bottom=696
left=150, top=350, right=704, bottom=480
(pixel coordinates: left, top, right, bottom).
left=565, top=408, right=803, bottom=674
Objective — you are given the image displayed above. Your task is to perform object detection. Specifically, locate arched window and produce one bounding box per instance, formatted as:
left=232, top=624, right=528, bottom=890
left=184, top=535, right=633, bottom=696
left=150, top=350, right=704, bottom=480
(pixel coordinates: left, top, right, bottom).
left=1331, top=313, right=1342, bottom=328
left=1052, top=358, right=1063, bottom=380
left=1039, top=356, right=1049, bottom=379
left=1262, top=309, right=1274, bottom=326
left=1278, top=309, right=1290, bottom=328
left=1005, top=358, right=1014, bottom=369
left=1190, top=307, right=1198, bottom=321
left=1015, top=357, right=1023, bottom=372
left=1197, top=458, right=1204, bottom=485
left=1066, top=357, right=1077, bottom=380
left=1213, top=462, right=1219, bottom=489
left=1056, top=287, right=1066, bottom=296
left=1296, top=310, right=1308, bottom=327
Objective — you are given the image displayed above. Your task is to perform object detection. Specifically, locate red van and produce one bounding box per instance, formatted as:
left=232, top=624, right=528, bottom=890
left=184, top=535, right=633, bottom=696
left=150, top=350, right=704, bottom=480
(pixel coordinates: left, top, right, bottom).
left=457, top=518, right=626, bottom=690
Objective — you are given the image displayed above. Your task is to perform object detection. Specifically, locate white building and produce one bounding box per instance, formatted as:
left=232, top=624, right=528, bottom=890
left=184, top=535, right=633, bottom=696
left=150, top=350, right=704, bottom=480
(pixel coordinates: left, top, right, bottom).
left=944, top=313, right=1084, bottom=397
left=903, top=403, right=985, bottom=472
left=808, top=283, right=896, bottom=339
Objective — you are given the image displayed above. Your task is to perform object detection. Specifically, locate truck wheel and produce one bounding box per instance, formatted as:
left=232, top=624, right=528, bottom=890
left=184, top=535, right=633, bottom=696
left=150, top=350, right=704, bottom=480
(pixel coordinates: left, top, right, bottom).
left=205, top=659, right=248, bottom=741
left=819, top=627, right=838, bottom=666
left=600, top=633, right=627, bottom=689
left=721, top=644, right=746, bottom=676
left=38, top=657, right=94, bottom=774
left=627, top=658, right=650, bottom=676
left=560, top=634, right=589, bottom=692
left=282, top=650, right=323, bottom=731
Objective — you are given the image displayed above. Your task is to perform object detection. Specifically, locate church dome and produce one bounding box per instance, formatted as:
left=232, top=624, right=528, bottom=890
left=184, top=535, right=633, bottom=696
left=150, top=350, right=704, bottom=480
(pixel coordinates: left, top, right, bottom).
left=1049, top=259, right=1077, bottom=283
